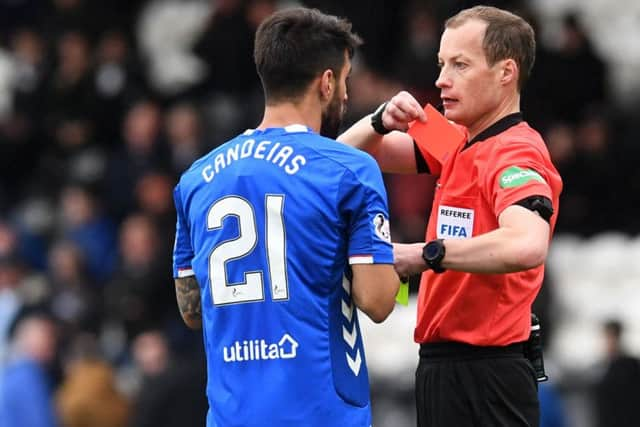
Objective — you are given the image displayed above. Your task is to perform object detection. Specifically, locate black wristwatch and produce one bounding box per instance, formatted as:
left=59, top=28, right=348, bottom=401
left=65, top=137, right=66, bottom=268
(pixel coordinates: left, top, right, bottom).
left=422, top=239, right=446, bottom=273
left=370, top=102, right=391, bottom=135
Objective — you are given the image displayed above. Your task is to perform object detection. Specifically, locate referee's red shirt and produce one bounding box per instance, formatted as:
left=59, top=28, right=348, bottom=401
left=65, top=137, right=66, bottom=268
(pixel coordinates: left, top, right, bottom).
left=414, top=114, right=563, bottom=346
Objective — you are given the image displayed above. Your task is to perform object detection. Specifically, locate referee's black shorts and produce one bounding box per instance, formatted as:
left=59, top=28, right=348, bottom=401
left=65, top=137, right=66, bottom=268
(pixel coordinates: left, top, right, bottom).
left=415, top=341, right=539, bottom=427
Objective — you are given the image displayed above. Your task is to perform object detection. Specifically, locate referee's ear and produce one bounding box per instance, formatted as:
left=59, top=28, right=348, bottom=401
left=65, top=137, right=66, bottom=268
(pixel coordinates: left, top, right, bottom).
left=499, top=58, right=518, bottom=88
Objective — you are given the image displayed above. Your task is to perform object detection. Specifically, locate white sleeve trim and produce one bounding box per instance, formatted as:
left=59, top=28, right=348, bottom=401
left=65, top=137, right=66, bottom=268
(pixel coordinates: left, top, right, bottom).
left=349, top=255, right=374, bottom=265
left=177, top=268, right=195, bottom=278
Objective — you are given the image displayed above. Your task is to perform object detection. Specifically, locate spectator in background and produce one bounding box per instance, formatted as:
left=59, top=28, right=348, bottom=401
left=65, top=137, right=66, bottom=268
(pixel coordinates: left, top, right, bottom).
left=165, top=102, right=206, bottom=177
left=570, top=110, right=618, bottom=234
left=34, top=30, right=106, bottom=194
left=0, top=222, right=48, bottom=349
left=551, top=110, right=618, bottom=236
left=192, top=0, right=260, bottom=97
left=134, top=171, right=176, bottom=249
left=55, top=333, right=130, bottom=427
left=0, top=253, right=25, bottom=360
left=38, top=113, right=105, bottom=193
left=58, top=183, right=117, bottom=283
left=93, top=29, right=147, bottom=147
left=105, top=214, right=176, bottom=345
left=530, top=11, right=607, bottom=127
left=128, top=330, right=207, bottom=427
left=245, top=0, right=277, bottom=31
left=552, top=13, right=608, bottom=124
left=105, top=99, right=168, bottom=221
left=9, top=27, right=50, bottom=119
left=593, top=319, right=640, bottom=427
left=47, top=240, right=101, bottom=336
left=0, top=308, right=60, bottom=427
left=192, top=0, right=265, bottom=142
left=0, top=28, right=49, bottom=204
left=44, top=30, right=97, bottom=128
left=545, top=122, right=576, bottom=175
left=0, top=216, right=48, bottom=275
left=393, top=2, right=441, bottom=106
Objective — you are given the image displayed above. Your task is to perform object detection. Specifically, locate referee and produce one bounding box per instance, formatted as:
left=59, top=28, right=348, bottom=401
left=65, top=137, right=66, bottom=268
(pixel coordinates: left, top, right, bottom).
left=339, top=6, right=562, bottom=427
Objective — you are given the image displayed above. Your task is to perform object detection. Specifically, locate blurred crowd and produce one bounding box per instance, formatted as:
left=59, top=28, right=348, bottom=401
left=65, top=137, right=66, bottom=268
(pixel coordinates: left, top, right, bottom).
left=0, top=0, right=639, bottom=426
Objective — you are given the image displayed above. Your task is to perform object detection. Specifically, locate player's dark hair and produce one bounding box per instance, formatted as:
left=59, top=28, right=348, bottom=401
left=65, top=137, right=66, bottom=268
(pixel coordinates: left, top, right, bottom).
left=445, top=6, right=535, bottom=91
left=254, top=8, right=362, bottom=104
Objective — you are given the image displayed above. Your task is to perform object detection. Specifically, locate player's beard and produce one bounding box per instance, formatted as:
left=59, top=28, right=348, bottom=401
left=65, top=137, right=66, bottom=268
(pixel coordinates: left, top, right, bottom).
left=320, top=91, right=345, bottom=139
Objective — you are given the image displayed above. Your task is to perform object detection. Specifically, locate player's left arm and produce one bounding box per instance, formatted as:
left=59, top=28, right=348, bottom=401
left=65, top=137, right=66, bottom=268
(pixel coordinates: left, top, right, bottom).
left=173, top=182, right=201, bottom=329
left=174, top=276, right=202, bottom=329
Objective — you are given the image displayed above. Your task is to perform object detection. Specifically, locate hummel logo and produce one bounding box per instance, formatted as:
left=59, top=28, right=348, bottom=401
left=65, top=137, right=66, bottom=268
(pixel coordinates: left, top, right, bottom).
left=343, top=323, right=358, bottom=349
left=346, top=350, right=362, bottom=376
left=341, top=274, right=362, bottom=376
left=342, top=299, right=354, bottom=322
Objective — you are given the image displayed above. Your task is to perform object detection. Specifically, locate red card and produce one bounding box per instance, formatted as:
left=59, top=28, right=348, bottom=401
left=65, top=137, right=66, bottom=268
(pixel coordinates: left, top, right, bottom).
left=407, top=104, right=466, bottom=165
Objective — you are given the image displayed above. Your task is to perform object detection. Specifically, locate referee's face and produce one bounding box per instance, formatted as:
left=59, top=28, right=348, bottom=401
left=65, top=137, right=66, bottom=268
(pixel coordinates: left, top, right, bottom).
left=436, top=19, right=506, bottom=135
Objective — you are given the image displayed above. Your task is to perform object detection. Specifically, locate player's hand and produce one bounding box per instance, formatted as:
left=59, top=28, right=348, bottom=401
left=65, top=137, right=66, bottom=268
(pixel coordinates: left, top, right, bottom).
left=393, top=242, right=428, bottom=277
left=382, top=91, right=427, bottom=132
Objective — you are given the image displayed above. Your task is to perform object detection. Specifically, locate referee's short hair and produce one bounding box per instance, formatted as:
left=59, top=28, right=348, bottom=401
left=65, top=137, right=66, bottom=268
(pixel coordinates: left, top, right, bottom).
left=445, top=6, right=536, bottom=91
left=254, top=7, right=362, bottom=104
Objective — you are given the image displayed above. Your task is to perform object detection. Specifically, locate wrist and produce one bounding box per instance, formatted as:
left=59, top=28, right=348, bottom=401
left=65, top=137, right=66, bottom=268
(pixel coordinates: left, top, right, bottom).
left=370, top=102, right=391, bottom=135
left=422, top=239, right=446, bottom=273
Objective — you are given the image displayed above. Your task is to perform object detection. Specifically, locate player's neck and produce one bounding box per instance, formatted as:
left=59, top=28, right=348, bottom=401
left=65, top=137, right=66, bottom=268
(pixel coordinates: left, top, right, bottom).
left=258, top=98, right=321, bottom=133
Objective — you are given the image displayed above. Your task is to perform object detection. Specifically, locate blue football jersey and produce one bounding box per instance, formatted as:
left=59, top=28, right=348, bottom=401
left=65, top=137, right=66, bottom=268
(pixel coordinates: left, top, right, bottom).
left=173, top=125, right=393, bottom=427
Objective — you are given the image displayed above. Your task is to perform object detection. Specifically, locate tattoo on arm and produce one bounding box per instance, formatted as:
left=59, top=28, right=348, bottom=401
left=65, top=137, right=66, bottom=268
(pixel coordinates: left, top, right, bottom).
left=175, top=276, right=202, bottom=329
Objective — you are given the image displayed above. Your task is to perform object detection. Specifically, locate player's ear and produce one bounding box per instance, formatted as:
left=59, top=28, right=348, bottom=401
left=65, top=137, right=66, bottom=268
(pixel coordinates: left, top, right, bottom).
left=500, top=58, right=518, bottom=87
left=320, top=68, right=334, bottom=101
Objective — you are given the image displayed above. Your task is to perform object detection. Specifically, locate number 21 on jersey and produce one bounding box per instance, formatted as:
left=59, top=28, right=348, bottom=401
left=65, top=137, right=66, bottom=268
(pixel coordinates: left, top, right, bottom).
left=207, top=194, right=289, bottom=305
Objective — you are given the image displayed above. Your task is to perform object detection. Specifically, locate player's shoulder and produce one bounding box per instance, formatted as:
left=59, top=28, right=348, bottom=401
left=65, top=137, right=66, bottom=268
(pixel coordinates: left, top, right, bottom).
left=310, top=134, right=380, bottom=173
left=176, top=135, right=244, bottom=187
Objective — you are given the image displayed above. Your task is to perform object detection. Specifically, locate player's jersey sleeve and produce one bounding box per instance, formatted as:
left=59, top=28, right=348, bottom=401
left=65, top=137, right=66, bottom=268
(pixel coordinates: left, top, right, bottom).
left=339, top=155, right=394, bottom=265
left=483, top=140, right=557, bottom=218
left=172, top=182, right=195, bottom=278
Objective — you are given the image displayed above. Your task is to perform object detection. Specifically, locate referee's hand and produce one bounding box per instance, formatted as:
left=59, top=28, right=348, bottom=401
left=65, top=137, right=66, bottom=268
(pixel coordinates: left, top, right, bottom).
left=382, top=91, right=427, bottom=132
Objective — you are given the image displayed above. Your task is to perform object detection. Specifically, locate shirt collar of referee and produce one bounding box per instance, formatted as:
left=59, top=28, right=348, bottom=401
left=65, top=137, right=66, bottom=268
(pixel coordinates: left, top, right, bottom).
left=462, top=112, right=523, bottom=151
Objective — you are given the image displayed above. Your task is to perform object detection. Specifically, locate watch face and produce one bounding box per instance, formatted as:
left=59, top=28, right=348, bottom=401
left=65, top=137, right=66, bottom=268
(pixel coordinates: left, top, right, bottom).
left=425, top=242, right=440, bottom=259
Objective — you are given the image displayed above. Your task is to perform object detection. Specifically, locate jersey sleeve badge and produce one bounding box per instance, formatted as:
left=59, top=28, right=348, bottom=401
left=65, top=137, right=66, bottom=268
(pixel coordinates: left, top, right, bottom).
left=373, top=213, right=391, bottom=242
left=499, top=166, right=546, bottom=188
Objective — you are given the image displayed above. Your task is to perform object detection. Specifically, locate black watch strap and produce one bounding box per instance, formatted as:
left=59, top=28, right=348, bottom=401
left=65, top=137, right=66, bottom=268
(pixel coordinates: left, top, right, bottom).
left=371, top=102, right=391, bottom=135
left=422, top=239, right=446, bottom=273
